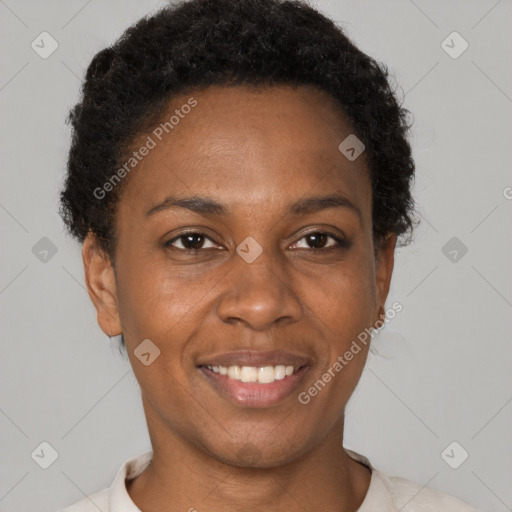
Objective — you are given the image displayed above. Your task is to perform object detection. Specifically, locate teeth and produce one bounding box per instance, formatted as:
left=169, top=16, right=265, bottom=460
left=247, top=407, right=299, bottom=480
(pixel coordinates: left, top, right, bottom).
left=274, top=365, right=286, bottom=380
left=227, top=365, right=241, bottom=380
left=240, top=366, right=258, bottom=382
left=205, top=364, right=299, bottom=383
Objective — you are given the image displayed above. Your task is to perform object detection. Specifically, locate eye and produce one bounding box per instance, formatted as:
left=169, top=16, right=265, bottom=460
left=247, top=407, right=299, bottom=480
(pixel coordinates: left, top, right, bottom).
left=164, top=229, right=349, bottom=253
left=165, top=231, right=220, bottom=251
left=290, top=231, right=349, bottom=251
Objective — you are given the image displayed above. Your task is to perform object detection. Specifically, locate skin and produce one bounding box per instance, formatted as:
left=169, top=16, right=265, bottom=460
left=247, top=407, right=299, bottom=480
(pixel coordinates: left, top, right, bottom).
left=83, top=84, right=396, bottom=512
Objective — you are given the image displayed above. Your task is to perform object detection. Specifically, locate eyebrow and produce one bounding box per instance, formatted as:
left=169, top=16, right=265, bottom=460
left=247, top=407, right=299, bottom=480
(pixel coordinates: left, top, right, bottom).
left=145, top=193, right=362, bottom=222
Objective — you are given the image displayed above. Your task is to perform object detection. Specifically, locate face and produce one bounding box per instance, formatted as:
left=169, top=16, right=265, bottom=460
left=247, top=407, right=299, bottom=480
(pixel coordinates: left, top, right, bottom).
left=83, top=85, right=395, bottom=467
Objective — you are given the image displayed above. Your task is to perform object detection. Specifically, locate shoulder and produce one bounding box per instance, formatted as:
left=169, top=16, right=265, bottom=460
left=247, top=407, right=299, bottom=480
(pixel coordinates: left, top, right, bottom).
left=57, top=488, right=109, bottom=512
left=56, top=451, right=152, bottom=512
left=381, top=472, right=478, bottom=511
left=345, top=448, right=476, bottom=512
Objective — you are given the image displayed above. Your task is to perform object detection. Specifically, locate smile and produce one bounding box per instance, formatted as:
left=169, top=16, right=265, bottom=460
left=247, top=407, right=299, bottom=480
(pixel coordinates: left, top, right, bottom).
left=204, top=364, right=300, bottom=384
left=199, top=364, right=310, bottom=407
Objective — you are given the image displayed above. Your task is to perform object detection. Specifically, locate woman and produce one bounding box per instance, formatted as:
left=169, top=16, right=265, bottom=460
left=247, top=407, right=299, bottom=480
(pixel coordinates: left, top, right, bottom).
left=58, top=0, right=476, bottom=510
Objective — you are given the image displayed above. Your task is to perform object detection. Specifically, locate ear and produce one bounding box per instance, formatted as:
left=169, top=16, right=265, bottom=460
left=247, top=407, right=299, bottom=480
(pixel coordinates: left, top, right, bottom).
left=82, top=232, right=122, bottom=337
left=373, top=233, right=397, bottom=324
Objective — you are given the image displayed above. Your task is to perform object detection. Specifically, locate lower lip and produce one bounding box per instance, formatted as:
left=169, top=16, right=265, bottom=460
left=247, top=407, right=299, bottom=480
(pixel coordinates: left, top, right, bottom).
left=199, top=366, right=310, bottom=408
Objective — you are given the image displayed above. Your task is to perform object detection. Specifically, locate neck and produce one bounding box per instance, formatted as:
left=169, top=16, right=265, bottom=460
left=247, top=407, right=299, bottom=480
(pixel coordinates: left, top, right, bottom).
left=127, top=414, right=371, bottom=512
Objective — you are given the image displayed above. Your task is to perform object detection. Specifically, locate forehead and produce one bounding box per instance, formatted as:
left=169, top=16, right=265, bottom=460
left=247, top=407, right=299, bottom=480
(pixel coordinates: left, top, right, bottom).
left=118, top=84, right=371, bottom=219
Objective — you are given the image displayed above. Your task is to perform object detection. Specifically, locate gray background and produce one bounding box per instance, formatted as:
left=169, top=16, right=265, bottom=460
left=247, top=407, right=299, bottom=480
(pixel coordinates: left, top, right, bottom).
left=1, top=0, right=511, bottom=511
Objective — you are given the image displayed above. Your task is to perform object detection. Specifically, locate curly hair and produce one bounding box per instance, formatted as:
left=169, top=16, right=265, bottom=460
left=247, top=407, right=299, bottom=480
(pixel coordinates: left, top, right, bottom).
left=60, top=0, right=416, bottom=262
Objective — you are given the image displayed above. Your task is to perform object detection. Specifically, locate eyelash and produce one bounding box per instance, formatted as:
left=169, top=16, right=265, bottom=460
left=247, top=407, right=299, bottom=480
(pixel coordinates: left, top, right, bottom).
left=164, top=229, right=350, bottom=253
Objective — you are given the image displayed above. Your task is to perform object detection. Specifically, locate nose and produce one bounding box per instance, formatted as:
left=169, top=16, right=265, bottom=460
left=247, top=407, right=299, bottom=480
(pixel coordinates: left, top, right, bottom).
left=216, top=248, right=303, bottom=331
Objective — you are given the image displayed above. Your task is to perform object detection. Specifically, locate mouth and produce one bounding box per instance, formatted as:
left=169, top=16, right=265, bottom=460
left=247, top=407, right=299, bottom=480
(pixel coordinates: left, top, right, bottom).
left=202, top=363, right=303, bottom=383
left=196, top=350, right=311, bottom=407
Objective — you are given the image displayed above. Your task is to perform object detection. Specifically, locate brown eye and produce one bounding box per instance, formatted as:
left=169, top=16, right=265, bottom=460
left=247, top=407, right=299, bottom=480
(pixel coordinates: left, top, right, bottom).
left=165, top=231, right=218, bottom=251
left=305, top=232, right=328, bottom=249
left=291, top=231, right=349, bottom=251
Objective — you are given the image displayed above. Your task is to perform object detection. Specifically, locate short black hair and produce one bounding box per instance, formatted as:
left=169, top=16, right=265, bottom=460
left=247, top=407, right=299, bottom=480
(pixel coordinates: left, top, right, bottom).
left=60, top=0, right=416, bottom=262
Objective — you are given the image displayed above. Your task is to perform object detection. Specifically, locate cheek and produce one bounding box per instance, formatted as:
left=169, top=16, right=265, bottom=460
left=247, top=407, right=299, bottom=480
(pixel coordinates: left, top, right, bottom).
left=115, top=257, right=219, bottom=345
left=317, top=258, right=377, bottom=329
left=300, top=267, right=375, bottom=418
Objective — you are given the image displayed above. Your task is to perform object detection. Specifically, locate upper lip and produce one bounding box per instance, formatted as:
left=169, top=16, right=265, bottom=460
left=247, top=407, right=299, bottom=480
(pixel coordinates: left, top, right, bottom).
left=197, top=350, right=311, bottom=368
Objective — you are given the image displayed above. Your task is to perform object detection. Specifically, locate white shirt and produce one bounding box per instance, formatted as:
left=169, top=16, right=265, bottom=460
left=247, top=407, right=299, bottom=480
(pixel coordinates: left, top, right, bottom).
left=59, top=449, right=477, bottom=511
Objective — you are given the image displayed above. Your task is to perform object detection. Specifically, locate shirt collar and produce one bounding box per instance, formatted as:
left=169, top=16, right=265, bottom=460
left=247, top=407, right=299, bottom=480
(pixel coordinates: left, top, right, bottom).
left=345, top=448, right=400, bottom=511
left=109, top=451, right=152, bottom=511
